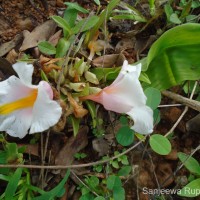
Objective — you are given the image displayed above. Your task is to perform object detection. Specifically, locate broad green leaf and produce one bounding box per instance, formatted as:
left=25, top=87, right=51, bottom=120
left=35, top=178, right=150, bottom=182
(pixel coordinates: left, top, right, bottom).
left=113, top=187, right=125, bottom=200
left=119, top=116, right=128, bottom=125
left=72, top=16, right=99, bottom=34
left=178, top=178, right=200, bottom=197
left=117, top=166, right=132, bottom=176
left=107, top=175, right=122, bottom=190
left=56, top=38, right=71, bottom=58
left=178, top=152, right=200, bottom=175
left=94, top=197, right=105, bottom=200
left=70, top=116, right=80, bottom=137
left=38, top=41, right=56, bottom=55
left=51, top=16, right=71, bottom=36
left=5, top=168, right=22, bottom=200
left=153, top=108, right=160, bottom=124
left=116, top=126, right=134, bottom=146
left=149, top=134, right=171, bottom=155
left=145, top=87, right=161, bottom=110
left=33, top=170, right=70, bottom=200
left=64, top=2, right=89, bottom=14
left=146, top=23, right=200, bottom=90
left=64, top=8, right=78, bottom=27
left=80, top=193, right=95, bottom=200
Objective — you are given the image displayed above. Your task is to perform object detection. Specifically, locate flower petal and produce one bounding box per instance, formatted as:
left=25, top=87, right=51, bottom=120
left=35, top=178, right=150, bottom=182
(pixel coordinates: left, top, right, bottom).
left=127, top=106, right=153, bottom=134
left=0, top=76, right=34, bottom=104
left=0, top=108, right=33, bottom=138
left=30, top=82, right=62, bottom=133
left=12, top=62, right=34, bottom=85
left=101, top=71, right=146, bottom=113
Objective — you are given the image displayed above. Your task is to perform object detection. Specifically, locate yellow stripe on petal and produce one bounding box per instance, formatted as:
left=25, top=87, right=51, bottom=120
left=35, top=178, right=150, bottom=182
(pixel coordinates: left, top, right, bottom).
left=0, top=89, right=38, bottom=115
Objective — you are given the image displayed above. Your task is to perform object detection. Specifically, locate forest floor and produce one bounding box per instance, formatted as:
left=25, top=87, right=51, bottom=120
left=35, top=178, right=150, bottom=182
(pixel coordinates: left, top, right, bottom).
left=0, top=0, right=200, bottom=200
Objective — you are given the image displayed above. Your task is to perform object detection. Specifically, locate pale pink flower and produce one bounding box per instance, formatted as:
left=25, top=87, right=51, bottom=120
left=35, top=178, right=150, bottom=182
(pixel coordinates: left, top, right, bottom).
left=82, top=60, right=153, bottom=134
left=0, top=62, right=62, bottom=138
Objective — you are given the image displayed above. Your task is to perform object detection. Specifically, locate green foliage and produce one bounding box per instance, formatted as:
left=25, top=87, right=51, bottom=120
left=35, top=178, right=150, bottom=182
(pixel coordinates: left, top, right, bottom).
left=55, top=38, right=71, bottom=58
left=38, top=41, right=56, bottom=55
left=145, top=87, right=161, bottom=110
left=146, top=23, right=200, bottom=90
left=178, top=152, right=200, bottom=176
left=116, top=116, right=134, bottom=146
left=5, top=168, right=22, bottom=200
left=74, top=152, right=87, bottom=160
left=178, top=178, right=200, bottom=197
left=107, top=175, right=125, bottom=200
left=149, top=134, right=171, bottom=155
left=69, top=115, right=80, bottom=136
left=117, top=166, right=132, bottom=176
left=116, top=126, right=134, bottom=147
left=33, top=170, right=70, bottom=199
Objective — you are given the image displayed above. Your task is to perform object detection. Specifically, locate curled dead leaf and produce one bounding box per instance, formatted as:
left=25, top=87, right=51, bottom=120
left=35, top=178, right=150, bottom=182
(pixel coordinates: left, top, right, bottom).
left=68, top=94, right=88, bottom=118
left=92, top=53, right=125, bottom=67
left=20, top=20, right=57, bottom=51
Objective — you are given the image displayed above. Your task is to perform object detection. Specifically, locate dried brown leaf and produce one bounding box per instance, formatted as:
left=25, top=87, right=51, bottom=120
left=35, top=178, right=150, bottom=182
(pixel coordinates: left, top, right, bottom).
left=20, top=20, right=57, bottom=51
left=68, top=94, right=88, bottom=118
left=0, top=33, right=23, bottom=57
left=92, top=53, right=125, bottom=67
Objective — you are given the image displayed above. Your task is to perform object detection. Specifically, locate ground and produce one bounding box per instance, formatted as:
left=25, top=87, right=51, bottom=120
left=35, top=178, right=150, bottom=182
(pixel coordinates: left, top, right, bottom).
left=0, top=0, right=200, bottom=200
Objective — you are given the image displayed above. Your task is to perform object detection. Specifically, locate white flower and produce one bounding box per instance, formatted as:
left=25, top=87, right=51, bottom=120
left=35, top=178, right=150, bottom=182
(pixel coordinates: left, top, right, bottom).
left=0, top=62, right=62, bottom=138
left=81, top=60, right=153, bottom=134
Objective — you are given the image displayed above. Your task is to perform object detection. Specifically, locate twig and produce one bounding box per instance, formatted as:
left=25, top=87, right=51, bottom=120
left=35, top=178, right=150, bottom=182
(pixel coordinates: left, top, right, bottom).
left=158, top=104, right=183, bottom=108
left=71, top=171, right=99, bottom=197
left=162, top=90, right=200, bottom=112
left=0, top=140, right=143, bottom=169
left=160, top=143, right=200, bottom=188
left=164, top=81, right=198, bottom=137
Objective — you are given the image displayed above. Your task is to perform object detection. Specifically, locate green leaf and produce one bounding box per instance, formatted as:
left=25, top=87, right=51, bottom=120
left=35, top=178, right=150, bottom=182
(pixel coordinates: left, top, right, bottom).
left=64, top=2, right=89, bottom=14
left=94, top=197, right=105, bottom=200
left=178, top=178, right=200, bottom=197
left=33, top=170, right=70, bottom=200
left=170, top=13, right=182, bottom=24
left=116, top=126, right=134, bottom=146
left=72, top=16, right=99, bottom=34
left=87, top=0, right=121, bottom=43
left=111, top=160, right=119, bottom=169
left=5, top=168, right=22, bottom=200
left=41, top=70, right=49, bottom=82
left=107, top=175, right=122, bottom=190
left=113, top=187, right=125, bottom=200
left=145, top=87, right=161, bottom=110
left=87, top=176, right=99, bottom=188
left=64, top=8, right=78, bottom=27
left=153, top=108, right=160, bottom=125
left=38, top=41, right=56, bottom=55
left=146, top=23, right=200, bottom=90
left=70, top=116, right=80, bottom=137
left=149, top=134, right=171, bottom=155
left=85, top=100, right=97, bottom=128
left=178, top=152, right=200, bottom=175
left=56, top=38, right=71, bottom=58
left=119, top=116, right=128, bottom=125
left=94, top=0, right=100, bottom=6
left=111, top=14, right=146, bottom=22
left=117, top=166, right=132, bottom=176
left=51, top=16, right=71, bottom=36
